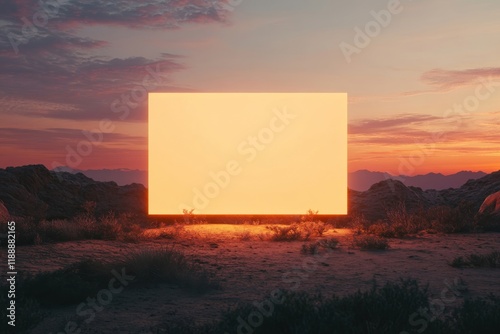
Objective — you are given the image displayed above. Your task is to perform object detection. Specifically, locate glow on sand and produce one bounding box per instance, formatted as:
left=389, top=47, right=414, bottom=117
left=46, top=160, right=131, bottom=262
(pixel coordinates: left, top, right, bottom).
left=148, top=93, right=347, bottom=215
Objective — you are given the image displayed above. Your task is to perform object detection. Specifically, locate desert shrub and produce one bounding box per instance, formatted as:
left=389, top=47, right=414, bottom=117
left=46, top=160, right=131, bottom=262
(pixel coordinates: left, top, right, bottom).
left=73, top=214, right=99, bottom=239
left=450, top=295, right=500, bottom=333
left=181, top=209, right=207, bottom=224
left=302, top=209, right=319, bottom=221
left=0, top=284, right=44, bottom=333
left=154, top=279, right=443, bottom=334
left=238, top=231, right=252, bottom=241
left=148, top=224, right=186, bottom=240
left=348, top=213, right=372, bottom=234
left=266, top=217, right=331, bottom=242
left=10, top=211, right=147, bottom=245
left=121, top=248, right=219, bottom=292
left=300, top=221, right=329, bottom=237
left=50, top=213, right=138, bottom=242
left=7, top=216, right=37, bottom=245
left=266, top=224, right=308, bottom=241
left=353, top=235, right=389, bottom=250
left=8, top=217, right=86, bottom=245
left=366, top=221, right=394, bottom=237
left=10, top=248, right=217, bottom=311
left=318, top=237, right=340, bottom=250
left=36, top=220, right=82, bottom=242
left=351, top=201, right=478, bottom=238
left=155, top=278, right=500, bottom=334
left=20, top=259, right=110, bottom=306
left=428, top=202, right=475, bottom=233
left=95, top=212, right=123, bottom=240
left=450, top=251, right=500, bottom=268
left=301, top=242, right=319, bottom=254
left=383, top=203, right=426, bottom=237
left=301, top=238, right=340, bottom=255
left=300, top=210, right=329, bottom=236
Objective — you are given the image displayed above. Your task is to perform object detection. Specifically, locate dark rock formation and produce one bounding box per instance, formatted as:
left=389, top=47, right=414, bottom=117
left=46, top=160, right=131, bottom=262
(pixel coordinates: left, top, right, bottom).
left=0, top=165, right=146, bottom=219
left=0, top=201, right=9, bottom=221
left=478, top=190, right=500, bottom=224
left=349, top=179, right=433, bottom=221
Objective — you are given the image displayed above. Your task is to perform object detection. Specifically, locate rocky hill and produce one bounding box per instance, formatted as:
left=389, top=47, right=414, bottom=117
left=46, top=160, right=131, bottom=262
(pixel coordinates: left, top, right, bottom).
left=350, top=170, right=500, bottom=220
left=0, top=165, right=146, bottom=219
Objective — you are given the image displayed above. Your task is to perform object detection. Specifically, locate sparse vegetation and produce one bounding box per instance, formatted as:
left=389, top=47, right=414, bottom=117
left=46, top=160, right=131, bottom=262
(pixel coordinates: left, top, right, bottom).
left=301, top=238, right=340, bottom=254
left=0, top=283, right=44, bottom=333
left=122, top=248, right=219, bottom=292
left=9, top=211, right=148, bottom=246
left=317, top=237, right=340, bottom=250
left=265, top=222, right=328, bottom=241
left=299, top=221, right=329, bottom=237
left=265, top=210, right=330, bottom=242
left=450, top=295, right=500, bottom=333
left=301, top=242, right=319, bottom=254
left=153, top=279, right=500, bottom=334
left=20, top=259, right=111, bottom=306
left=349, top=201, right=480, bottom=238
left=428, top=202, right=476, bottom=233
left=181, top=209, right=207, bottom=224
left=147, top=223, right=186, bottom=239
left=352, top=235, right=389, bottom=250
left=238, top=231, right=252, bottom=241
left=266, top=224, right=307, bottom=241
left=3, top=248, right=217, bottom=307
left=0, top=248, right=218, bottom=332
left=450, top=251, right=500, bottom=268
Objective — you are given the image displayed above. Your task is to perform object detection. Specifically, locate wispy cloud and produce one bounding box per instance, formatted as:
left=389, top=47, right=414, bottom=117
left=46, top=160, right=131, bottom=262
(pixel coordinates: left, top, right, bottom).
left=0, top=0, right=231, bottom=29
left=0, top=1, right=238, bottom=121
left=0, top=49, right=184, bottom=120
left=396, top=67, right=500, bottom=97
left=420, top=67, right=500, bottom=90
left=349, top=112, right=500, bottom=150
left=349, top=114, right=441, bottom=135
left=0, top=127, right=146, bottom=152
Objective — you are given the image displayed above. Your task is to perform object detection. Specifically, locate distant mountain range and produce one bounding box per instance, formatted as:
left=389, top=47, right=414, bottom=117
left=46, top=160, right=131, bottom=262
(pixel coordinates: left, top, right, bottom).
left=54, top=167, right=487, bottom=191
left=1, top=165, right=499, bottom=221
left=54, top=167, right=147, bottom=187
left=349, top=170, right=487, bottom=191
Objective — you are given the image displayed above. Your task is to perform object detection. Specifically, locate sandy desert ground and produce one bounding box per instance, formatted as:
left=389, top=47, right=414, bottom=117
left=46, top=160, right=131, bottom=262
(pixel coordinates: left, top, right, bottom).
left=7, top=224, right=500, bottom=333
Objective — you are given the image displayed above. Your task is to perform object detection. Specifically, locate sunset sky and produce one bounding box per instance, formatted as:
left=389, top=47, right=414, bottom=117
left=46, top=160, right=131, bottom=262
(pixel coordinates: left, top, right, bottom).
left=1, top=0, right=499, bottom=175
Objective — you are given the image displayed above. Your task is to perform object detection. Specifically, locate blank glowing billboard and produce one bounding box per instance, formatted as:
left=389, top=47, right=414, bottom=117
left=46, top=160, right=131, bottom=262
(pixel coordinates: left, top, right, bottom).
left=148, top=93, right=347, bottom=215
